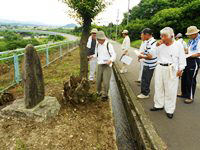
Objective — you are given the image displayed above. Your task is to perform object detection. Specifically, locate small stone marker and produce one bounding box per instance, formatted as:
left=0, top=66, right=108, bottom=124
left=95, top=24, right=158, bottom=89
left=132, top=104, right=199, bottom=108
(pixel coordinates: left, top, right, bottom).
left=0, top=44, right=60, bottom=121
left=24, top=44, right=45, bottom=108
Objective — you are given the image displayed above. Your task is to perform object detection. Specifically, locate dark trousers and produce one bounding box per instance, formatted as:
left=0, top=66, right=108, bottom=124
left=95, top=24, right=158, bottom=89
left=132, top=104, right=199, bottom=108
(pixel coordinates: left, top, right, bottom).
left=181, top=58, right=199, bottom=99
left=141, top=66, right=155, bottom=96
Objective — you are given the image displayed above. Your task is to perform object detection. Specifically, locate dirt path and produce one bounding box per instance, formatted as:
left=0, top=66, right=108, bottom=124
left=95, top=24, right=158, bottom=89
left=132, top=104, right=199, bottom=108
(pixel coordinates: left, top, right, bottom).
left=0, top=49, right=116, bottom=150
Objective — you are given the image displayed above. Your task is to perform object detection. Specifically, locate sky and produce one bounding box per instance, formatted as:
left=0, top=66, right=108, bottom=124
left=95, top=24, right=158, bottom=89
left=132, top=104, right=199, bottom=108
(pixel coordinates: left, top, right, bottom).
left=0, top=0, right=140, bottom=26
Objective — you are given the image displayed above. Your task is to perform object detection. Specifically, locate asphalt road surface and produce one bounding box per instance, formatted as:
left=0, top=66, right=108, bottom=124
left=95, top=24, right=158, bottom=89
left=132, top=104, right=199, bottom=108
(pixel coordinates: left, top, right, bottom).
left=111, top=40, right=200, bottom=150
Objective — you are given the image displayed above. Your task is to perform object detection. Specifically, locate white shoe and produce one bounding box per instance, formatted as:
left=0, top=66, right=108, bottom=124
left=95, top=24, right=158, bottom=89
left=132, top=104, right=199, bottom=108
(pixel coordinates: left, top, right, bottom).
left=120, top=70, right=124, bottom=73
left=137, top=94, right=149, bottom=99
left=124, top=69, right=128, bottom=73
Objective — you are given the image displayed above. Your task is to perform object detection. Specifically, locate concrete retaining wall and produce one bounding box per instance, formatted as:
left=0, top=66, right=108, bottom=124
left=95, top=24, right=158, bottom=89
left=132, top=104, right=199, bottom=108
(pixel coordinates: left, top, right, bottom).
left=113, top=63, right=167, bottom=150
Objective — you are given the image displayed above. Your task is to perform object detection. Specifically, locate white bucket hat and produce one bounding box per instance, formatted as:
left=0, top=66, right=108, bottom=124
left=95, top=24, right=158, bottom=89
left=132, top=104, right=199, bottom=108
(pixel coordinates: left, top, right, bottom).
left=91, top=28, right=98, bottom=34
left=176, top=33, right=183, bottom=38
left=122, top=30, right=129, bottom=34
left=96, top=31, right=106, bottom=40
left=186, top=26, right=200, bottom=35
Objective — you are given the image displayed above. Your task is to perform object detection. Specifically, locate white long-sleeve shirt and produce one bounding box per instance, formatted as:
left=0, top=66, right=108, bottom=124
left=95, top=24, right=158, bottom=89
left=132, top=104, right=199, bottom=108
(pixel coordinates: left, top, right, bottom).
left=139, top=41, right=146, bottom=53
left=122, top=36, right=130, bottom=51
left=94, top=40, right=116, bottom=64
left=153, top=41, right=186, bottom=71
left=177, top=38, right=188, bottom=49
left=87, top=36, right=92, bottom=48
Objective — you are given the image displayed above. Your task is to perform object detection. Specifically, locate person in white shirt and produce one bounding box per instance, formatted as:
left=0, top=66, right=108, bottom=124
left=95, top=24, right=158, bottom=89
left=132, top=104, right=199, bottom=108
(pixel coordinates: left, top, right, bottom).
left=175, top=33, right=188, bottom=53
left=150, top=27, right=186, bottom=119
left=178, top=26, right=200, bottom=104
left=87, top=28, right=98, bottom=81
left=120, top=30, right=130, bottom=73
left=136, top=33, right=146, bottom=83
left=89, top=31, right=116, bottom=101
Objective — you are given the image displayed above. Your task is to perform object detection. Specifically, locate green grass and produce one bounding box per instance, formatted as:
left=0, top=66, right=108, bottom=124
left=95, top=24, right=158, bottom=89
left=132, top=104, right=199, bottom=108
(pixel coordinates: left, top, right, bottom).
left=131, top=40, right=142, bottom=49
left=183, top=38, right=190, bottom=44
left=117, top=38, right=123, bottom=44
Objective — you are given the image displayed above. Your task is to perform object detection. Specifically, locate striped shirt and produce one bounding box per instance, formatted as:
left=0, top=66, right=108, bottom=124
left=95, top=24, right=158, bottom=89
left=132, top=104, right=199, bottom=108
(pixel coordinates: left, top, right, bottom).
left=143, top=37, right=157, bottom=69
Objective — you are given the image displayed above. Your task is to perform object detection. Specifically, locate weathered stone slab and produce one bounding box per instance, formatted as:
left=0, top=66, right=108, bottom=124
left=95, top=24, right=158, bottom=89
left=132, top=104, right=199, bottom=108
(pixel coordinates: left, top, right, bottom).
left=24, top=44, right=45, bottom=109
left=0, top=96, right=60, bottom=122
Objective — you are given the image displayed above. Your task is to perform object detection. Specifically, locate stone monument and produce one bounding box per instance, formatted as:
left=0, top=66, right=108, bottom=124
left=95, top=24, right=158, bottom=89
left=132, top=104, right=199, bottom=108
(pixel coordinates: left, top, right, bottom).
left=24, top=44, right=45, bottom=108
left=1, top=44, right=60, bottom=122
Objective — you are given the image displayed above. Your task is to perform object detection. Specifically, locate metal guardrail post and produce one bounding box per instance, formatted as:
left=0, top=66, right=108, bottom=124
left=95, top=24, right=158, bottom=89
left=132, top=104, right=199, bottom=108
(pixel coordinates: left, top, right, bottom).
left=46, top=44, right=49, bottom=66
left=60, top=44, right=62, bottom=59
left=14, top=53, right=20, bottom=83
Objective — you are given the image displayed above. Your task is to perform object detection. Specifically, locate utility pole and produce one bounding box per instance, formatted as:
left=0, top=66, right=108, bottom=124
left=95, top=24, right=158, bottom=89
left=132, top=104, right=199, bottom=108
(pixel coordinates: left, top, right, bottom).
left=116, top=9, right=119, bottom=40
left=127, top=0, right=130, bottom=26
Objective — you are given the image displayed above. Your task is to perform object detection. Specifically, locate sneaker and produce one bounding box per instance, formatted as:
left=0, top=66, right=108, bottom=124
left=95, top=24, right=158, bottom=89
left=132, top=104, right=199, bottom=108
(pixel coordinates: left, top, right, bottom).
left=124, top=68, right=128, bottom=73
left=137, top=94, right=149, bottom=99
left=135, top=80, right=141, bottom=83
left=102, top=96, right=109, bottom=101
left=177, top=94, right=187, bottom=98
left=120, top=69, right=124, bottom=73
left=184, top=99, right=193, bottom=104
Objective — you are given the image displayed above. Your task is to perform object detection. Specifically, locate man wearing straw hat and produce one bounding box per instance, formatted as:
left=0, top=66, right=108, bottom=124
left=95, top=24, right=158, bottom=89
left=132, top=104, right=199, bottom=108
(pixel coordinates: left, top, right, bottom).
left=120, top=29, right=130, bottom=73
left=87, top=28, right=98, bottom=82
left=178, top=26, right=200, bottom=104
left=89, top=31, right=116, bottom=101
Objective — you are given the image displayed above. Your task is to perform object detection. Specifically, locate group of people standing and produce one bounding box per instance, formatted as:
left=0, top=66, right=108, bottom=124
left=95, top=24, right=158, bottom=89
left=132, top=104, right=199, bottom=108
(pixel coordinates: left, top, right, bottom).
left=86, top=25, right=200, bottom=119
left=136, top=26, right=200, bottom=119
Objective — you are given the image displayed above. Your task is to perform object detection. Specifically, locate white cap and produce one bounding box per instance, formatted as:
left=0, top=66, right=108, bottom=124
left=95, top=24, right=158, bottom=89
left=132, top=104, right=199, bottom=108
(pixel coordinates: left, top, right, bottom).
left=91, top=28, right=98, bottom=34
left=122, top=30, right=128, bottom=34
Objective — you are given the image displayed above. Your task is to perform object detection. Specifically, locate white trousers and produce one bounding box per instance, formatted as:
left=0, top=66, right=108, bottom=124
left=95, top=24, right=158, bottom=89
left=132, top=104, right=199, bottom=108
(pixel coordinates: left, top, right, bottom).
left=154, top=65, right=179, bottom=114
left=89, top=57, right=97, bottom=81
left=138, top=61, right=144, bottom=81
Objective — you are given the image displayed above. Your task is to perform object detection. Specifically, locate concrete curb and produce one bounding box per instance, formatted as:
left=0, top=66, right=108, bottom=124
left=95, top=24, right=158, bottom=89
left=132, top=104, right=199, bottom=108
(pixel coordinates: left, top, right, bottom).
left=113, top=63, right=167, bottom=150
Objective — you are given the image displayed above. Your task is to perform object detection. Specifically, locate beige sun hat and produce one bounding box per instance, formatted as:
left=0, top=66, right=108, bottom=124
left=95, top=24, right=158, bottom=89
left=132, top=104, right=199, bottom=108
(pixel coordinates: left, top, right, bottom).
left=122, top=30, right=129, bottom=34
left=91, top=28, right=98, bottom=34
left=186, top=26, right=200, bottom=35
left=96, top=31, right=106, bottom=40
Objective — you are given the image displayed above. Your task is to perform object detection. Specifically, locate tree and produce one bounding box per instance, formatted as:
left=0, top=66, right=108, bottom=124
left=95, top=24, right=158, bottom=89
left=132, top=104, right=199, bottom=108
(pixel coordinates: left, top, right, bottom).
left=62, top=0, right=109, bottom=78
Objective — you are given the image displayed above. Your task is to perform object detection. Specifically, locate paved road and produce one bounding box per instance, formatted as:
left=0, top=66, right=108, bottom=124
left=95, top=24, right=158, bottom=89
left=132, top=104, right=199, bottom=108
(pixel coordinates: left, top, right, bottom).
left=0, top=29, right=79, bottom=41
left=110, top=40, right=200, bottom=150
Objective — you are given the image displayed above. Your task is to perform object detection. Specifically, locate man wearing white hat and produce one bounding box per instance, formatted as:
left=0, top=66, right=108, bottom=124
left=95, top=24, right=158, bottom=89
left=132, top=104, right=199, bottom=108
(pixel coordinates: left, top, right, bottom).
left=150, top=27, right=186, bottom=119
left=89, top=31, right=116, bottom=101
left=175, top=33, right=188, bottom=53
left=178, top=26, right=200, bottom=104
left=87, top=28, right=98, bottom=81
left=120, top=30, right=130, bottom=73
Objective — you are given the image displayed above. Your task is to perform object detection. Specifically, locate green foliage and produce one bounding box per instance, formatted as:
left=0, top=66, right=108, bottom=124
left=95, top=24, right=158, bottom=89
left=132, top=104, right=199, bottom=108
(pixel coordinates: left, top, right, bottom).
left=63, top=0, right=106, bottom=21
left=0, top=41, right=7, bottom=51
left=131, top=40, right=142, bottom=49
left=120, top=0, right=200, bottom=41
left=48, top=35, right=65, bottom=42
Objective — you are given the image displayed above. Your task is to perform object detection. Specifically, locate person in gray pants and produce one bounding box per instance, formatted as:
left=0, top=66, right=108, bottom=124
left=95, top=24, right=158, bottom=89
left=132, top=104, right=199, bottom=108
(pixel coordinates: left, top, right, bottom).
left=88, top=31, right=116, bottom=100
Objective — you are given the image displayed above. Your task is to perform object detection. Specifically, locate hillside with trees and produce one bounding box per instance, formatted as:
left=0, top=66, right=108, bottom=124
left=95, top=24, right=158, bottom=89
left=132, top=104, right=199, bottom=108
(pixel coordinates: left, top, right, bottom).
left=121, top=0, right=200, bottom=40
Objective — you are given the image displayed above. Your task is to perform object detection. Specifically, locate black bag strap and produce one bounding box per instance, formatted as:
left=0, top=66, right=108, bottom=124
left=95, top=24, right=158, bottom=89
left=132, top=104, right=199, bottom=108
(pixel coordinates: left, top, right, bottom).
left=97, top=42, right=111, bottom=57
